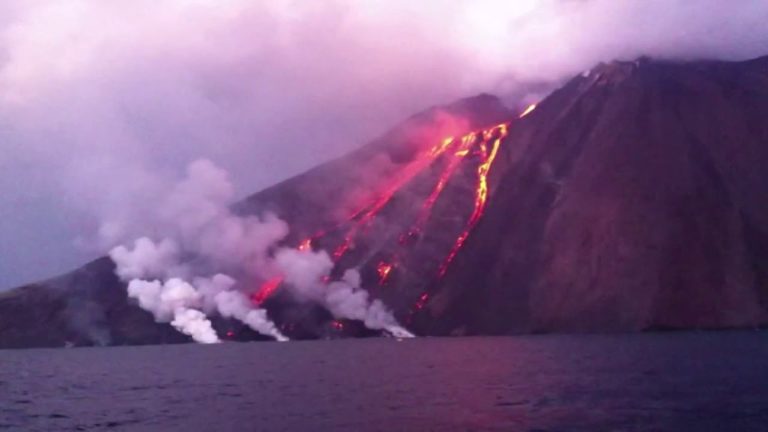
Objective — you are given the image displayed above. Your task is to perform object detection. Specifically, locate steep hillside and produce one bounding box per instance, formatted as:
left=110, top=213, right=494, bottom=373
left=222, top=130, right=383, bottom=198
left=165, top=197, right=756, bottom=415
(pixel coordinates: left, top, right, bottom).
left=420, top=57, right=768, bottom=334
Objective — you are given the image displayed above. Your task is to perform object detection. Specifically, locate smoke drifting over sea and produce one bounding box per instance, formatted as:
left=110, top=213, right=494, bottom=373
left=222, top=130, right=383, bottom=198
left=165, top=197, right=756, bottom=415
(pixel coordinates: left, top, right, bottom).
left=3, top=0, right=768, bottom=290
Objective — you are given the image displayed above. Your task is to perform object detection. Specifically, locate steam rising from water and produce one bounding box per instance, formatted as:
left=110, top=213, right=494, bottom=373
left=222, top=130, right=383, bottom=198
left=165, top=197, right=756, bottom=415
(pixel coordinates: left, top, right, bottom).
left=275, top=248, right=414, bottom=337
left=126, top=278, right=219, bottom=344
left=109, top=159, right=411, bottom=343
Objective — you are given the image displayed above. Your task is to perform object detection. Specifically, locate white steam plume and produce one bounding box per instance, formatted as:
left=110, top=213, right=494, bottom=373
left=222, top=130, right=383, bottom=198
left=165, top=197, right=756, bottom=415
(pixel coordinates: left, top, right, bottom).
left=327, top=270, right=414, bottom=339
left=126, top=278, right=219, bottom=344
left=109, top=159, right=288, bottom=343
left=275, top=247, right=414, bottom=337
left=215, top=289, right=288, bottom=342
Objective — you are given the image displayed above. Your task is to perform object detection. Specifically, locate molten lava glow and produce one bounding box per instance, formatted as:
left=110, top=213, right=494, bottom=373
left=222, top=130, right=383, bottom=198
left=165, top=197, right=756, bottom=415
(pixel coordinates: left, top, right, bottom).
left=298, top=238, right=312, bottom=251
left=332, top=241, right=351, bottom=260
left=377, top=261, right=394, bottom=285
left=252, top=236, right=316, bottom=304
left=252, top=276, right=283, bottom=305
left=255, top=118, right=515, bottom=310
left=331, top=133, right=461, bottom=262
left=427, top=134, right=475, bottom=206
left=414, top=292, right=430, bottom=310
left=331, top=320, right=344, bottom=330
left=437, top=123, right=507, bottom=277
left=403, top=134, right=476, bottom=240
left=519, top=103, right=537, bottom=118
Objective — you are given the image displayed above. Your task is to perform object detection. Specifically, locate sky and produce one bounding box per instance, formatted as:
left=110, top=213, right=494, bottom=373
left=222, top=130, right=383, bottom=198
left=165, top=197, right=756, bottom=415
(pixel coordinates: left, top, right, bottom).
left=2, top=0, right=768, bottom=290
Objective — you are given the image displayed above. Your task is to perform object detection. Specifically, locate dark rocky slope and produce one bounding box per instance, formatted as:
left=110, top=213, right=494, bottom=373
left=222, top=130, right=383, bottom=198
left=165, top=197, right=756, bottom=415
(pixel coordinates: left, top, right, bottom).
left=421, top=57, right=768, bottom=334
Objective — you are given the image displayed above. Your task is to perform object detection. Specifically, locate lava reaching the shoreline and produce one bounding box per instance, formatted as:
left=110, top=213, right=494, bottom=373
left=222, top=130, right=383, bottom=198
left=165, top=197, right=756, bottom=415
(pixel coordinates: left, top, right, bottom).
left=253, top=104, right=536, bottom=318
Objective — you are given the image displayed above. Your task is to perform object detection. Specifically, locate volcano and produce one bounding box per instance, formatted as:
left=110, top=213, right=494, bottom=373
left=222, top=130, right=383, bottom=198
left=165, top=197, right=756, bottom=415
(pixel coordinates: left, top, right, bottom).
left=3, top=55, right=768, bottom=348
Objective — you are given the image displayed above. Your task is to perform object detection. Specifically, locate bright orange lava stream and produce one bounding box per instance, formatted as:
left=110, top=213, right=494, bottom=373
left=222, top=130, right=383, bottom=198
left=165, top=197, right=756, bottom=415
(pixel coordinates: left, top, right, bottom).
left=376, top=261, right=394, bottom=285
left=253, top=237, right=313, bottom=304
left=519, top=103, right=537, bottom=118
left=411, top=123, right=509, bottom=313
left=253, top=116, right=516, bottom=308
left=252, top=276, right=283, bottom=305
left=252, top=136, right=458, bottom=305
left=298, top=238, right=312, bottom=251
left=408, top=134, right=476, bottom=235
left=437, top=123, right=508, bottom=277
left=332, top=136, right=460, bottom=261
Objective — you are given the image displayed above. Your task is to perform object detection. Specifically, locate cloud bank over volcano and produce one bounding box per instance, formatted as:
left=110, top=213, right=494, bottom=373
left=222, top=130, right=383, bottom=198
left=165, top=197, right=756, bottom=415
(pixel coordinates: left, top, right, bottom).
left=3, top=0, right=768, bottom=289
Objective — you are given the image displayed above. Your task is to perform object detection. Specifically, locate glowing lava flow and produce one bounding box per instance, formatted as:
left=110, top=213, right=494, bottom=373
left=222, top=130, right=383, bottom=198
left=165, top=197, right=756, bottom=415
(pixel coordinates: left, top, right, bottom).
left=410, top=123, right=509, bottom=315
left=252, top=276, right=283, bottom=305
left=437, top=124, right=508, bottom=277
left=252, top=237, right=314, bottom=305
left=400, top=134, right=478, bottom=245
left=252, top=118, right=514, bottom=310
left=252, top=136, right=462, bottom=305
left=332, top=136, right=461, bottom=260
left=376, top=261, right=394, bottom=285
left=519, top=103, right=537, bottom=118
left=298, top=238, right=313, bottom=251
left=422, top=136, right=475, bottom=213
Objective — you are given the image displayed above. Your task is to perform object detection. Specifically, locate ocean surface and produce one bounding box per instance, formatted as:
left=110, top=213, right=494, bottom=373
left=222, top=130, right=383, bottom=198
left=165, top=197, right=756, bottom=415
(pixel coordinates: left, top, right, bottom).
left=1, top=332, right=767, bottom=431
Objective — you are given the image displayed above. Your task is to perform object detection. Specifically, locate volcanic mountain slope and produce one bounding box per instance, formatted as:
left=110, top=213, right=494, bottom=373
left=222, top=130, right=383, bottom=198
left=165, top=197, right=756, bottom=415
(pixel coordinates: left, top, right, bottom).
left=267, top=55, right=768, bottom=336
left=4, top=55, right=768, bottom=348
left=0, top=95, right=510, bottom=348
left=422, top=56, right=768, bottom=334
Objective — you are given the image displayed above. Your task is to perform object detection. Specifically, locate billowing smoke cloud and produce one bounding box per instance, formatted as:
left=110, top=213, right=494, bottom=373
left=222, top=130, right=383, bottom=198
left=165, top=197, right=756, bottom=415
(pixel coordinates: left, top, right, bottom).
left=3, top=0, right=768, bottom=290
left=274, top=248, right=414, bottom=338
left=110, top=238, right=181, bottom=281
left=105, top=159, right=289, bottom=259
left=326, top=270, right=414, bottom=338
left=127, top=278, right=219, bottom=344
left=214, top=288, right=288, bottom=342
left=171, top=308, right=219, bottom=345
left=109, top=159, right=290, bottom=343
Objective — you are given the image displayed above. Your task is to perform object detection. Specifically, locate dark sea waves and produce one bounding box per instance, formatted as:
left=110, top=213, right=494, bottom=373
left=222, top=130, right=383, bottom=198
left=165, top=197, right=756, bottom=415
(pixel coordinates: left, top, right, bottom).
left=2, top=332, right=768, bottom=431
